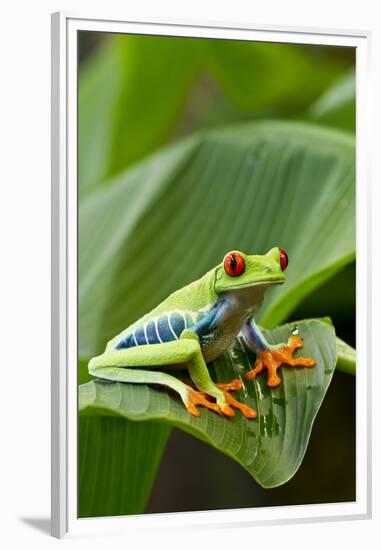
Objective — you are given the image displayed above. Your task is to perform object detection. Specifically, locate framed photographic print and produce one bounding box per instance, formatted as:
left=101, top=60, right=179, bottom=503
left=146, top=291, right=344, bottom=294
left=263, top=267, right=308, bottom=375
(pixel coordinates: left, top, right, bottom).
left=51, top=12, right=371, bottom=538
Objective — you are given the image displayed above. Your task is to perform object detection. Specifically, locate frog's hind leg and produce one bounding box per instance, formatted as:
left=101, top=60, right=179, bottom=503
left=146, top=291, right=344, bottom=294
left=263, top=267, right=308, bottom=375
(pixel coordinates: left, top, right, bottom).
left=89, top=336, right=257, bottom=418
left=88, top=364, right=193, bottom=410
left=90, top=366, right=223, bottom=417
left=88, top=340, right=223, bottom=417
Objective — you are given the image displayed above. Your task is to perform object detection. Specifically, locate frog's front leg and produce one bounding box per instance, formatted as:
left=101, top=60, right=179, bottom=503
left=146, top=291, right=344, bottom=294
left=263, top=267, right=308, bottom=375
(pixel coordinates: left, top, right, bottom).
left=242, top=319, right=315, bottom=387
left=89, top=333, right=256, bottom=419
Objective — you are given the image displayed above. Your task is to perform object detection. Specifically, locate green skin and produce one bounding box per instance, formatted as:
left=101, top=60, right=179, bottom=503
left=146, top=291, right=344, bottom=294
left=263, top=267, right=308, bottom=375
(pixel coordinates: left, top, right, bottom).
left=89, top=248, right=286, bottom=414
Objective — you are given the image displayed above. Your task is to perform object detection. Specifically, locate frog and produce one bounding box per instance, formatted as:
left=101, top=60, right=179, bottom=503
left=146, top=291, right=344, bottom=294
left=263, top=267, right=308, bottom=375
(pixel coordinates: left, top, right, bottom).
left=88, top=247, right=315, bottom=419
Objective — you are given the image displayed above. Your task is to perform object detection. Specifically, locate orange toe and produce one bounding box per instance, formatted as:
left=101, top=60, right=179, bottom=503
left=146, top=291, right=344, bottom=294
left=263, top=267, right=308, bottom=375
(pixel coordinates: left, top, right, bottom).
left=185, top=386, right=221, bottom=417
left=221, top=404, right=235, bottom=417
left=217, top=379, right=257, bottom=419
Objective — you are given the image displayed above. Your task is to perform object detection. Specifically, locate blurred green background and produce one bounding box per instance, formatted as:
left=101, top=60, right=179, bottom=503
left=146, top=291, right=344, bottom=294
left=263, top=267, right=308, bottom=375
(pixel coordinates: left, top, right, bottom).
left=78, top=32, right=355, bottom=514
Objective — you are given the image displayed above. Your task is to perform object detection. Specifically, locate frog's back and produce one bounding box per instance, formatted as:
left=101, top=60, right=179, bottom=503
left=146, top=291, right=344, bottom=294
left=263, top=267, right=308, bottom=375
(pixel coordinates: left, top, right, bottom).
left=106, top=268, right=217, bottom=351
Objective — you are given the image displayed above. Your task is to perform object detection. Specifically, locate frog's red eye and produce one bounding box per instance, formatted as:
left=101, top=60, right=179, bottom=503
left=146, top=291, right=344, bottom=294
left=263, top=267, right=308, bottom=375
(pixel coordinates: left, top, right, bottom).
left=279, top=248, right=288, bottom=271
left=224, top=252, right=246, bottom=277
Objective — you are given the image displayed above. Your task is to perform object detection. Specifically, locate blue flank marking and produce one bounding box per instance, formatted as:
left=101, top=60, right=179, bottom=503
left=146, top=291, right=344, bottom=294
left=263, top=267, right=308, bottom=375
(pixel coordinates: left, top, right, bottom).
left=115, top=333, right=135, bottom=350
left=146, top=320, right=160, bottom=344
left=170, top=312, right=185, bottom=337
left=114, top=311, right=201, bottom=350
left=135, top=325, right=148, bottom=345
left=157, top=315, right=175, bottom=342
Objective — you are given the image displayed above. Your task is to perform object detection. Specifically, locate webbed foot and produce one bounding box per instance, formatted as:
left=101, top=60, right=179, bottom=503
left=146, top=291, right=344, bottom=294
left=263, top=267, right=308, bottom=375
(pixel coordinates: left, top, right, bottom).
left=185, top=379, right=256, bottom=419
left=245, top=335, right=315, bottom=387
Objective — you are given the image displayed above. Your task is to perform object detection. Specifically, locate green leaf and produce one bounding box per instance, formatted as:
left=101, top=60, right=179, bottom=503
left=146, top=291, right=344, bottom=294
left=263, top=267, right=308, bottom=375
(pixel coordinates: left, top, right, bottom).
left=79, top=36, right=353, bottom=194
left=79, top=41, right=124, bottom=196
left=291, top=262, right=355, bottom=321
left=309, top=70, right=355, bottom=132
left=79, top=319, right=336, bottom=490
left=206, top=42, right=342, bottom=114
left=335, top=336, right=356, bottom=375
left=79, top=121, right=355, bottom=360
left=79, top=34, right=202, bottom=194
left=79, top=417, right=170, bottom=517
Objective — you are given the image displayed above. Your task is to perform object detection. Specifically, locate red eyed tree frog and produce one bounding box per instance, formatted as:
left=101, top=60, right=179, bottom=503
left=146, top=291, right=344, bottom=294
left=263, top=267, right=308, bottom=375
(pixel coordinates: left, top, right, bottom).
left=89, top=248, right=315, bottom=419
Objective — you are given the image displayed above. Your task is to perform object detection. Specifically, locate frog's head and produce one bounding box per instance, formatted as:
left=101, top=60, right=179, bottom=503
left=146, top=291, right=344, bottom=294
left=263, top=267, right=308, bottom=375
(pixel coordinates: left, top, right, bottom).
left=214, top=247, right=288, bottom=294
